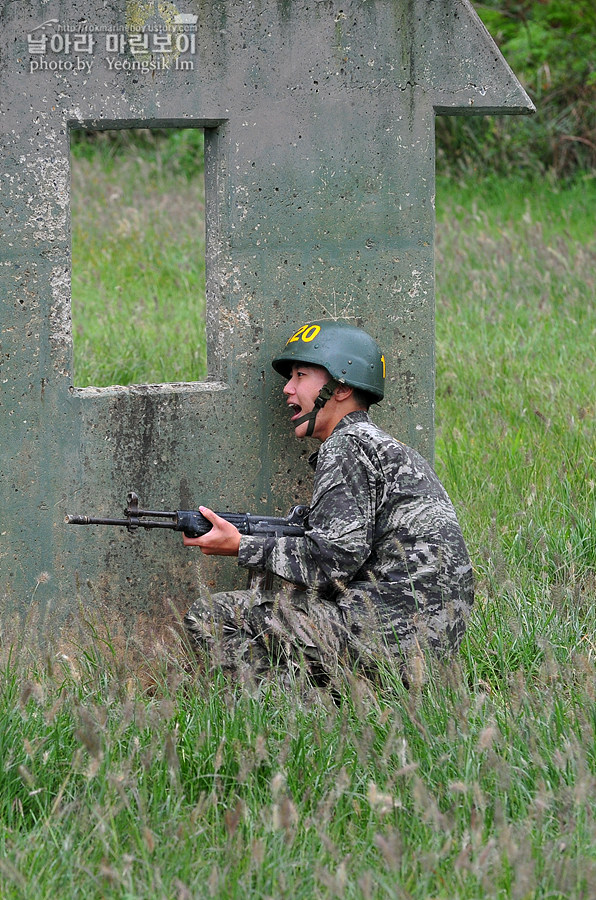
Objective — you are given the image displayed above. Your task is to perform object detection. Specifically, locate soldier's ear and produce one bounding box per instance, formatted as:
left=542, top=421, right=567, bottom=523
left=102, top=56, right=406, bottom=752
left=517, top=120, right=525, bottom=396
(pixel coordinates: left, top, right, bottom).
left=334, top=383, right=354, bottom=401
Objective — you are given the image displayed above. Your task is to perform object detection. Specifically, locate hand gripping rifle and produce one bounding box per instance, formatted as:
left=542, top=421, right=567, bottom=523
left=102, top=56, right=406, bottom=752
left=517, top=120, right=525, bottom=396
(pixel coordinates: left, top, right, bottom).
left=66, top=491, right=308, bottom=540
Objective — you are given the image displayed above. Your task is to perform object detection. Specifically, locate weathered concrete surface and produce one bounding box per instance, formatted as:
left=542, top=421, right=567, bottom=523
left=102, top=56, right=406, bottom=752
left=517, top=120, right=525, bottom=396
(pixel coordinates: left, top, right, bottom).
left=0, top=0, right=533, bottom=625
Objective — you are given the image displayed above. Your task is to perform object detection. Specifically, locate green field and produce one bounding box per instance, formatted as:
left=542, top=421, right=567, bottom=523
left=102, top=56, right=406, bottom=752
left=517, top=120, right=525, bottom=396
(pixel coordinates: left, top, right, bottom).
left=1, top=138, right=594, bottom=898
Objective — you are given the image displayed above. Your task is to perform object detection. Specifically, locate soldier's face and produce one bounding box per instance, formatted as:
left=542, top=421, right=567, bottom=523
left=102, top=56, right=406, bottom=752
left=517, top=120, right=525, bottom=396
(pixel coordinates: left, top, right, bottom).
left=283, top=363, right=330, bottom=440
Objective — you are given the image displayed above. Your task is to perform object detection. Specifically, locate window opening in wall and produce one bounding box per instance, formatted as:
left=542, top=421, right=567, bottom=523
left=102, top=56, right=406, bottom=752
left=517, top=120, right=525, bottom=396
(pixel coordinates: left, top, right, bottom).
left=70, top=127, right=206, bottom=387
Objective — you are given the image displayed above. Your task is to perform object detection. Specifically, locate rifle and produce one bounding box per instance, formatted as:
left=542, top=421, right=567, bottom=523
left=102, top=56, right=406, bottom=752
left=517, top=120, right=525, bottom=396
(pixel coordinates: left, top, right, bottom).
left=66, top=491, right=308, bottom=539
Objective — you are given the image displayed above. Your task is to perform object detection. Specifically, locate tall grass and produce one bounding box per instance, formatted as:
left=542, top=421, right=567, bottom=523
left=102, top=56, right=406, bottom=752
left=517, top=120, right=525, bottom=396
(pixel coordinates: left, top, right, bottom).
left=1, top=146, right=594, bottom=897
left=1, top=602, right=594, bottom=898
left=434, top=174, right=595, bottom=696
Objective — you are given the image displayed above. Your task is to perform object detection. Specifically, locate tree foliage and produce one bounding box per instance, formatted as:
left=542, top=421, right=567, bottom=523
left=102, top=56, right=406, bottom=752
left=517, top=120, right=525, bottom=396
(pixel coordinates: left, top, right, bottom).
left=436, top=0, right=595, bottom=179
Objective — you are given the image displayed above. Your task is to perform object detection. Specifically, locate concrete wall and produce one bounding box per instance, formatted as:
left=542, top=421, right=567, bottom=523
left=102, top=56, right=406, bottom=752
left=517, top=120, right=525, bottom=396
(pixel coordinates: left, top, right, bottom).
left=0, top=0, right=533, bottom=626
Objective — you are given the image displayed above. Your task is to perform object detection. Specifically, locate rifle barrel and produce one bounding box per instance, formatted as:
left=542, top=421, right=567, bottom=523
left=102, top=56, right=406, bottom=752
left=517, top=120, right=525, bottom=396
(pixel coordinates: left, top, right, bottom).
left=65, top=515, right=130, bottom=526
left=65, top=514, right=178, bottom=530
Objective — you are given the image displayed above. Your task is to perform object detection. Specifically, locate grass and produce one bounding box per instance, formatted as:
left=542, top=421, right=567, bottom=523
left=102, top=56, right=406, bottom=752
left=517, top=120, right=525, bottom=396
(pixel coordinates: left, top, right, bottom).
left=70, top=129, right=207, bottom=387
left=434, top=172, right=595, bottom=684
left=2, top=138, right=594, bottom=897
left=1, top=605, right=594, bottom=898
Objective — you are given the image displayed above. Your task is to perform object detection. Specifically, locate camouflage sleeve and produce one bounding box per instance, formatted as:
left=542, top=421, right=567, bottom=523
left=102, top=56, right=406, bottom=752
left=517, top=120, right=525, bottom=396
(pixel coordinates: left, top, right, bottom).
left=238, top=433, right=377, bottom=591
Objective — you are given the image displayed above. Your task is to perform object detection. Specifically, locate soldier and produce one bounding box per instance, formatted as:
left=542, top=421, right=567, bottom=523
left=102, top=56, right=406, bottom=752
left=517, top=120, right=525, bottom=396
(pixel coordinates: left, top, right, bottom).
left=183, top=320, right=474, bottom=684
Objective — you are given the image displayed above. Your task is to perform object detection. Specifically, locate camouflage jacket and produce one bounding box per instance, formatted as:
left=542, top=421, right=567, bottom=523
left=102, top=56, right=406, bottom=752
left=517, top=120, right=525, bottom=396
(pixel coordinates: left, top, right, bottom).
left=238, top=411, right=474, bottom=651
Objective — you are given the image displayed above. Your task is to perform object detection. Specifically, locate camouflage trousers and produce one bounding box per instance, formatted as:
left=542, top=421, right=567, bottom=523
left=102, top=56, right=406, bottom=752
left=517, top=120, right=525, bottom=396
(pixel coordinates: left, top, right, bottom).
left=183, top=585, right=387, bottom=685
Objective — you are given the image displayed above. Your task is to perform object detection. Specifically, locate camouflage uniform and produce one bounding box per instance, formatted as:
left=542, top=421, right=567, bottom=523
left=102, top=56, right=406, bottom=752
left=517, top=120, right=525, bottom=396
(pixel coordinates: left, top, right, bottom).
left=185, top=411, right=474, bottom=679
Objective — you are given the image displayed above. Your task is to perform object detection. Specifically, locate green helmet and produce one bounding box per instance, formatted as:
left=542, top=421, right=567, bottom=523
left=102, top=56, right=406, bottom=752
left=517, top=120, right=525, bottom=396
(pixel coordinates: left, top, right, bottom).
left=272, top=320, right=385, bottom=402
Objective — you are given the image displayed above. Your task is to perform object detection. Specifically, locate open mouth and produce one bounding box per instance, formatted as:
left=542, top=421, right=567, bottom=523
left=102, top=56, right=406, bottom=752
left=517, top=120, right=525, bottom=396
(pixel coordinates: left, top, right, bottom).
left=289, top=404, right=302, bottom=421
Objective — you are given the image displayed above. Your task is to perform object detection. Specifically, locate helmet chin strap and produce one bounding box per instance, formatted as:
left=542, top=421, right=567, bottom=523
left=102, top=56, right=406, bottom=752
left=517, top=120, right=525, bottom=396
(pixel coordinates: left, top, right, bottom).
left=292, top=379, right=338, bottom=437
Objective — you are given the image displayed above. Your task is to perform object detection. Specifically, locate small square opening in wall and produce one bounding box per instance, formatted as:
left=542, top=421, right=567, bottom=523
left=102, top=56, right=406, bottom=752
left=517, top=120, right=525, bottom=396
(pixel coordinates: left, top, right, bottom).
left=70, top=127, right=206, bottom=387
